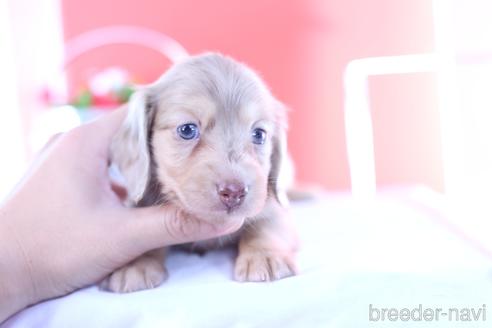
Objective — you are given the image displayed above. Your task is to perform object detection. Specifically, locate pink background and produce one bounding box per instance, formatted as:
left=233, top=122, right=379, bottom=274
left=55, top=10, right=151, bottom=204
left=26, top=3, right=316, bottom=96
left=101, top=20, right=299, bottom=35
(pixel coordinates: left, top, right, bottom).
left=61, top=0, right=442, bottom=191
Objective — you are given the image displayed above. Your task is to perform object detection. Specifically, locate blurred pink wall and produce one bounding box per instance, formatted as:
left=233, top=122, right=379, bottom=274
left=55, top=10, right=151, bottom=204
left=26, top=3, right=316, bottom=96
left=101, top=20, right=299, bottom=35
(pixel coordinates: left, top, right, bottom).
left=62, top=0, right=442, bottom=191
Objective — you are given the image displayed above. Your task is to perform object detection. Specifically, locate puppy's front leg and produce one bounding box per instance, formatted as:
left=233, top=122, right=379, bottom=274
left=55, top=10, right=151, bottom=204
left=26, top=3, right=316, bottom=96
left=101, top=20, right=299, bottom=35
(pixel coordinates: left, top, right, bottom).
left=234, top=198, right=298, bottom=282
left=100, top=248, right=167, bottom=293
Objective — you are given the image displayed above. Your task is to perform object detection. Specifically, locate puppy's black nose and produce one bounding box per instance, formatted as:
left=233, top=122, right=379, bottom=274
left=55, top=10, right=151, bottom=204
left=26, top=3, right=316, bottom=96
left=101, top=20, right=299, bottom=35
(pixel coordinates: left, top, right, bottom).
left=218, top=181, right=248, bottom=210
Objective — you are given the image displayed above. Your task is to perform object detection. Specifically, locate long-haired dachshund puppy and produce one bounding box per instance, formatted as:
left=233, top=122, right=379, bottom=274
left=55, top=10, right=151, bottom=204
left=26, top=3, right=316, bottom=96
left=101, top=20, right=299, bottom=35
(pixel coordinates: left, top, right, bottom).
left=103, top=53, right=298, bottom=292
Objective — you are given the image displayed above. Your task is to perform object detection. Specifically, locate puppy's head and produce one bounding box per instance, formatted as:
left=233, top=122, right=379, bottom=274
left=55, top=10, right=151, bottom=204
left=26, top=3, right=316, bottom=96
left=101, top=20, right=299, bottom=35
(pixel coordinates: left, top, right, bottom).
left=111, top=53, right=289, bottom=223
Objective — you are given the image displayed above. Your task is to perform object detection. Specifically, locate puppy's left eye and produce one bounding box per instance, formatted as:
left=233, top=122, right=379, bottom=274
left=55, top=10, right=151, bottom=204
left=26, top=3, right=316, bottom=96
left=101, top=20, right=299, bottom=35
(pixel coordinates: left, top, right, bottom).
left=251, top=128, right=266, bottom=145
left=177, top=123, right=200, bottom=140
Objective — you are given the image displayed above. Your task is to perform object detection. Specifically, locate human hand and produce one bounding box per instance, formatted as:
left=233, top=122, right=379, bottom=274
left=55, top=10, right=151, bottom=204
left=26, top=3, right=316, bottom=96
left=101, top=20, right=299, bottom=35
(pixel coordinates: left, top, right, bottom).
left=0, top=108, right=243, bottom=322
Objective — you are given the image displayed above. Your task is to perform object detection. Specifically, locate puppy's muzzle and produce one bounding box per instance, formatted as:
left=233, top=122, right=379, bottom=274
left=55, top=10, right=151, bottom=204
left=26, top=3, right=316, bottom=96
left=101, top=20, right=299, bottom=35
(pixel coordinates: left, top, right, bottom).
left=217, top=181, right=248, bottom=211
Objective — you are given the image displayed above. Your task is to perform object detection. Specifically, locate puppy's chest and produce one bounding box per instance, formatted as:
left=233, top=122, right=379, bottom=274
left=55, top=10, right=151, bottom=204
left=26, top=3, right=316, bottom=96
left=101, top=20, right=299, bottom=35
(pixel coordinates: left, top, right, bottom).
left=177, top=229, right=242, bottom=254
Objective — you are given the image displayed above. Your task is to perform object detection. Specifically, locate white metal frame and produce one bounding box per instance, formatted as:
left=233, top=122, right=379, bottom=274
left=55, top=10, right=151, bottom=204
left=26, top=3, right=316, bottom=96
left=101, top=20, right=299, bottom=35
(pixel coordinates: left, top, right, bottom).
left=343, top=0, right=461, bottom=198
left=344, top=54, right=440, bottom=198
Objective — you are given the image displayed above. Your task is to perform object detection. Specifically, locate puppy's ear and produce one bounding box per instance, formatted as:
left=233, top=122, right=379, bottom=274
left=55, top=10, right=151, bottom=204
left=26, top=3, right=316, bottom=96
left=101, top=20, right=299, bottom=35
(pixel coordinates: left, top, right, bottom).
left=110, top=89, right=156, bottom=203
left=268, top=101, right=293, bottom=207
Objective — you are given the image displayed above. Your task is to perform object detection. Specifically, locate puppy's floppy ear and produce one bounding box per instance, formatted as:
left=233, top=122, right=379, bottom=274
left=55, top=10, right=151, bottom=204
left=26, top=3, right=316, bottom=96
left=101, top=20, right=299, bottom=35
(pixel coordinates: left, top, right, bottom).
left=110, top=88, right=156, bottom=204
left=268, top=101, right=294, bottom=207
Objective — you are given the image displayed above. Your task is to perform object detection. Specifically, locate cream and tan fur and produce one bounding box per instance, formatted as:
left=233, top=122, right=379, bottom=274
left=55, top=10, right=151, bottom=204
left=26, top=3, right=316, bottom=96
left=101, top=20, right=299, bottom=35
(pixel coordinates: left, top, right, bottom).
left=103, top=53, right=298, bottom=292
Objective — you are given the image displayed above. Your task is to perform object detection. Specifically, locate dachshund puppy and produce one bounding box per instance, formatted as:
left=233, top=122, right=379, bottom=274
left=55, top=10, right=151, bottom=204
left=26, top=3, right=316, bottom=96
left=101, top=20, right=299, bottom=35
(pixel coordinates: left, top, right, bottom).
left=103, top=53, right=298, bottom=292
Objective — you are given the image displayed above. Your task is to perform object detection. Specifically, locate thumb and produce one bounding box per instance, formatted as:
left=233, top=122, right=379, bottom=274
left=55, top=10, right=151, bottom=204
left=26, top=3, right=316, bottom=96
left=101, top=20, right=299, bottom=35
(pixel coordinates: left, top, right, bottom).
left=119, top=205, right=244, bottom=253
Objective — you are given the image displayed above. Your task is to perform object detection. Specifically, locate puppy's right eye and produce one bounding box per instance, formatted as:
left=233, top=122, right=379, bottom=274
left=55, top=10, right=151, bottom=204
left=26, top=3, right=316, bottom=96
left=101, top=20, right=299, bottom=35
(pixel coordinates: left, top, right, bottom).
left=177, top=123, right=200, bottom=140
left=251, top=128, right=266, bottom=145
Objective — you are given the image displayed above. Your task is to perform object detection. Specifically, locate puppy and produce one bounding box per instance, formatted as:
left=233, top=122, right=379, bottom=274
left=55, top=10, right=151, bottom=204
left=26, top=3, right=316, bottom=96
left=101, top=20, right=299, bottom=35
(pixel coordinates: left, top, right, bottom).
left=103, top=53, right=298, bottom=292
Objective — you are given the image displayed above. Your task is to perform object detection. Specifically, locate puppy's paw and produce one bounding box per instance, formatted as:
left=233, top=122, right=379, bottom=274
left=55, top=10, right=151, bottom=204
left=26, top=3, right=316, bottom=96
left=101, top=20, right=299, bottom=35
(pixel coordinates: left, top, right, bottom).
left=234, top=250, right=297, bottom=282
left=100, top=256, right=168, bottom=293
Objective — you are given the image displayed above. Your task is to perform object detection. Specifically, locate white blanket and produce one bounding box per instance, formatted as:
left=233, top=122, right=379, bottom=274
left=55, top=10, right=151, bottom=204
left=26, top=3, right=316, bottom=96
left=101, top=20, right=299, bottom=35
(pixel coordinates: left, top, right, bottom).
left=4, top=191, right=492, bottom=327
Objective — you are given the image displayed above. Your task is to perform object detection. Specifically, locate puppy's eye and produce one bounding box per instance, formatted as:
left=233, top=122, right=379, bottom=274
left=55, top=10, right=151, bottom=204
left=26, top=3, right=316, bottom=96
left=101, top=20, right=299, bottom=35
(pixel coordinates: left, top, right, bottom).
left=251, top=128, right=266, bottom=145
left=177, top=123, right=200, bottom=140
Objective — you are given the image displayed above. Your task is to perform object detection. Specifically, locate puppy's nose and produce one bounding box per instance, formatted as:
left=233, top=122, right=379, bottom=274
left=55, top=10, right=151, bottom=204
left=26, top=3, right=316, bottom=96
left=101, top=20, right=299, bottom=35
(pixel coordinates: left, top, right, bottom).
left=217, top=181, right=248, bottom=210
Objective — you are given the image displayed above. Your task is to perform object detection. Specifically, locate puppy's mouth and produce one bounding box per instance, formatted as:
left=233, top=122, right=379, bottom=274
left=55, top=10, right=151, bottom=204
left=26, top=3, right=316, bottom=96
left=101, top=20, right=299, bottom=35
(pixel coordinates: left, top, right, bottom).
left=179, top=196, right=262, bottom=222
left=209, top=201, right=251, bottom=216
left=226, top=206, right=240, bottom=215
left=211, top=202, right=246, bottom=215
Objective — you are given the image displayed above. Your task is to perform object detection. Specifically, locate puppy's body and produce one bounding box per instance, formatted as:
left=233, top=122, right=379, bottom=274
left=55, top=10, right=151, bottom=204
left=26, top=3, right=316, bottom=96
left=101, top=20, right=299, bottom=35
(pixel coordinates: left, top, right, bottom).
left=104, top=53, right=298, bottom=292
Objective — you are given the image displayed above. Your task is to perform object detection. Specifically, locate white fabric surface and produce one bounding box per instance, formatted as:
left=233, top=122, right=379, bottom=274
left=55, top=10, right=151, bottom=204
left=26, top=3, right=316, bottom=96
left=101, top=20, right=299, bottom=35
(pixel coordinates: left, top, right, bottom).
left=4, top=191, right=492, bottom=327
